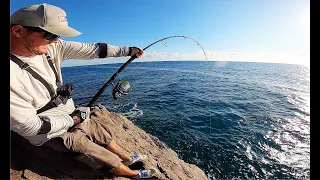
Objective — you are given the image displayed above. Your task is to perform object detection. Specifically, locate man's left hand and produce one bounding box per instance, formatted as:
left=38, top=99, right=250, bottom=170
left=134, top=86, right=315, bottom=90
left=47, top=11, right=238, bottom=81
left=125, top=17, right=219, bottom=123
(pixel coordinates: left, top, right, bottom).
left=70, top=107, right=91, bottom=125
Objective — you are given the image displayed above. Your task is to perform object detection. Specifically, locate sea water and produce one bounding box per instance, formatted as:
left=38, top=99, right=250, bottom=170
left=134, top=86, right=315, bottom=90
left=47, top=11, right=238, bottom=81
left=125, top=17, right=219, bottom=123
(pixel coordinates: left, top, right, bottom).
left=62, top=61, right=310, bottom=179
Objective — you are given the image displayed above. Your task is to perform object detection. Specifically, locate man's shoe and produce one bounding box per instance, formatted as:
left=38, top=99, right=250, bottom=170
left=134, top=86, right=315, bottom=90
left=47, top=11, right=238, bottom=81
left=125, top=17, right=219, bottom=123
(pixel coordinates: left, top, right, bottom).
left=135, top=168, right=157, bottom=179
left=123, top=154, right=147, bottom=166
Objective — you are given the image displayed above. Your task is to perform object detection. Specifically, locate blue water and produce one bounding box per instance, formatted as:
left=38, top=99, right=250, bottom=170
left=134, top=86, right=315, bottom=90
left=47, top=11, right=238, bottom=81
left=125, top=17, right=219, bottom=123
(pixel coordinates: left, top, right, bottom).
left=62, top=61, right=310, bottom=180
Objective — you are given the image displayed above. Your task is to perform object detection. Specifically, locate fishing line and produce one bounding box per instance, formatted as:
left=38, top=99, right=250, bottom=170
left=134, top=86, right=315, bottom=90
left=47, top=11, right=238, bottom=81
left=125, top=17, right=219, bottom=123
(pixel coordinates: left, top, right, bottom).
left=87, top=35, right=208, bottom=107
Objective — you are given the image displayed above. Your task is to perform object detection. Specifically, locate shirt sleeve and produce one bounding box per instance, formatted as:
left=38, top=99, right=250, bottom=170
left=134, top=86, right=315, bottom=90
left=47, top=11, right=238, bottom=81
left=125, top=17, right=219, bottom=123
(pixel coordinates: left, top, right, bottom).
left=10, top=78, right=74, bottom=137
left=54, top=39, right=130, bottom=60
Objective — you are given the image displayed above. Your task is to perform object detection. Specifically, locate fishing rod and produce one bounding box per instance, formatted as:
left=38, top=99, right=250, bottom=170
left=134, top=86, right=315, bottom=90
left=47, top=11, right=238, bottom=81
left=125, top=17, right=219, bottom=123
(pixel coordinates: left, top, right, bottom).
left=86, top=35, right=208, bottom=107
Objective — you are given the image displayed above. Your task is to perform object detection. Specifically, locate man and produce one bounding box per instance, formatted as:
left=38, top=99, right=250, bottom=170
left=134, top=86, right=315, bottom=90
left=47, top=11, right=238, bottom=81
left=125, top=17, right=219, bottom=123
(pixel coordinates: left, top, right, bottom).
left=10, top=3, right=157, bottom=179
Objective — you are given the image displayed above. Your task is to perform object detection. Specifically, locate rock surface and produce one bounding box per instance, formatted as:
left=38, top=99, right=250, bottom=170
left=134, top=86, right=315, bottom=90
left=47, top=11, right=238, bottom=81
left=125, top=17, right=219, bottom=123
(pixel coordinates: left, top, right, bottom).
left=10, top=106, right=209, bottom=180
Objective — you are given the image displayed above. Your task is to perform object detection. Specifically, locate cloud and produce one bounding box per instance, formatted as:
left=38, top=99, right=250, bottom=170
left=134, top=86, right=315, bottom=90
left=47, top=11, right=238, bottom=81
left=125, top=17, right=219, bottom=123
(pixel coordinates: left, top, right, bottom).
left=137, top=50, right=309, bottom=66
left=62, top=50, right=310, bottom=67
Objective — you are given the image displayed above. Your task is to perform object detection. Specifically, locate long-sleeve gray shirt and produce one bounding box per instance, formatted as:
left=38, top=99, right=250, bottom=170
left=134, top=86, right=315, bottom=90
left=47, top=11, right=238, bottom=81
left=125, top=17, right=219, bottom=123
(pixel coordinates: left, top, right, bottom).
left=10, top=39, right=130, bottom=146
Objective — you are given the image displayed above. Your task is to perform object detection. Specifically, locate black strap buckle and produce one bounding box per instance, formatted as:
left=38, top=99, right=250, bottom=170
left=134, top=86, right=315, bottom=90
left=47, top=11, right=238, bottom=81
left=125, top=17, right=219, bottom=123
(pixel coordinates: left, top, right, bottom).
left=20, top=63, right=30, bottom=70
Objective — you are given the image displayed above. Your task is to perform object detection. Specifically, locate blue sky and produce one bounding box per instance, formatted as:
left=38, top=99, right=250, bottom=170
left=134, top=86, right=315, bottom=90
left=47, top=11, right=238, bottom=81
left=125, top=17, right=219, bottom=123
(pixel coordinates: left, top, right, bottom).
left=10, top=0, right=310, bottom=67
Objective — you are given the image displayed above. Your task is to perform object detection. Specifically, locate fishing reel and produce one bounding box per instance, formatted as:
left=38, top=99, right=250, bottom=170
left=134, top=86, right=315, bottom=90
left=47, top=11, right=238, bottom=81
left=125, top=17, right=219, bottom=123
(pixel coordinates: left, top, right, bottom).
left=111, top=80, right=131, bottom=100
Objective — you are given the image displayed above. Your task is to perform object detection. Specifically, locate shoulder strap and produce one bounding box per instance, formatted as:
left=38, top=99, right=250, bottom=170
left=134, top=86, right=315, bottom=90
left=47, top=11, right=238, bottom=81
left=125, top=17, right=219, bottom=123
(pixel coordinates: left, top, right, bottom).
left=45, top=53, right=61, bottom=88
left=10, top=53, right=70, bottom=114
left=10, top=53, right=56, bottom=97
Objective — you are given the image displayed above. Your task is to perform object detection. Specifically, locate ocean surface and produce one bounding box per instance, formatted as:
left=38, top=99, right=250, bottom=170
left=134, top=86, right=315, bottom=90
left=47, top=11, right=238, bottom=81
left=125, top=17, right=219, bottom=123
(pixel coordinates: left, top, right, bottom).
left=62, top=61, right=310, bottom=180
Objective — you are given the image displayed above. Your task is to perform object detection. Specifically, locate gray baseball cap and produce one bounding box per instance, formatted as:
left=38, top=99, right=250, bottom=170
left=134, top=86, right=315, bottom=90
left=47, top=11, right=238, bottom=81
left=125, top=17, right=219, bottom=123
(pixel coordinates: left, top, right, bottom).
left=10, top=3, right=81, bottom=37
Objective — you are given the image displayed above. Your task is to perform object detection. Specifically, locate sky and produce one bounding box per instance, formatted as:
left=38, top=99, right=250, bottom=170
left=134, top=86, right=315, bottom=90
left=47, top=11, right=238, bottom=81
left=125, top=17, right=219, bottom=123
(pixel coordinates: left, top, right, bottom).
left=10, top=0, right=310, bottom=67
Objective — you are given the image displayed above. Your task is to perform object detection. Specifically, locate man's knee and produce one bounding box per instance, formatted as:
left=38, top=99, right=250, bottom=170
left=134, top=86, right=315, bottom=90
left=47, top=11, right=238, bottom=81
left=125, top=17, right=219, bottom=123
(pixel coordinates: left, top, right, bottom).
left=64, top=131, right=91, bottom=153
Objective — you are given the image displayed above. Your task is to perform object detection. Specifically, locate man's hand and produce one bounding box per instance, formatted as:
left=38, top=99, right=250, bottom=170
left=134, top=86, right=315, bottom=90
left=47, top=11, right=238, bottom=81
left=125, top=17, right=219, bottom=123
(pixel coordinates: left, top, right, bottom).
left=70, top=107, right=90, bottom=125
left=129, top=47, right=144, bottom=58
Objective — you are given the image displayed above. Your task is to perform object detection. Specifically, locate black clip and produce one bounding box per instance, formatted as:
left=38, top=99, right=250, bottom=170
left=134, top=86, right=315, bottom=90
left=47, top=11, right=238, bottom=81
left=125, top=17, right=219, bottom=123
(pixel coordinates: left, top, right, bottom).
left=20, top=63, right=30, bottom=70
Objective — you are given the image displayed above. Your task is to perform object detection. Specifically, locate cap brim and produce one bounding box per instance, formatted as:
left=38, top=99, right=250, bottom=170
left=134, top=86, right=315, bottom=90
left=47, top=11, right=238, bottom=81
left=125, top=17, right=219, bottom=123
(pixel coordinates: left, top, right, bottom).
left=40, top=26, right=81, bottom=37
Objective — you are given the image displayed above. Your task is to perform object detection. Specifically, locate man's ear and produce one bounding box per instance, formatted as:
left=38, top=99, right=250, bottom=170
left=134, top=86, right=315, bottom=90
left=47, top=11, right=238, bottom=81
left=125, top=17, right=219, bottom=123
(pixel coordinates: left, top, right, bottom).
left=11, top=25, right=24, bottom=37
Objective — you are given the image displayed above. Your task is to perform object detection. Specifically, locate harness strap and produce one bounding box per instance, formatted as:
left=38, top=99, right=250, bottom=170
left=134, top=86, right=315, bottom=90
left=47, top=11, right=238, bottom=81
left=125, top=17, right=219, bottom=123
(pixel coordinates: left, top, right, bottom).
left=46, top=53, right=61, bottom=88
left=36, top=93, right=69, bottom=114
left=10, top=53, right=65, bottom=114
left=10, top=53, right=56, bottom=97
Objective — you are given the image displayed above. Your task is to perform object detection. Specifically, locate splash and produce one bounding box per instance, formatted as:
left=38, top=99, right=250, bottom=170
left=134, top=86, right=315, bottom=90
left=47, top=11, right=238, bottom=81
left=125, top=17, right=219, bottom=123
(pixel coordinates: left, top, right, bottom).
left=122, top=103, right=144, bottom=119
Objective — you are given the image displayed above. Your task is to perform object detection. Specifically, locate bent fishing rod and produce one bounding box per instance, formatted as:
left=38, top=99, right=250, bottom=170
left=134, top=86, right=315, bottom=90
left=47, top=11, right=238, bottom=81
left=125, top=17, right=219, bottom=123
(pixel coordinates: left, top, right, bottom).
left=86, top=35, right=208, bottom=107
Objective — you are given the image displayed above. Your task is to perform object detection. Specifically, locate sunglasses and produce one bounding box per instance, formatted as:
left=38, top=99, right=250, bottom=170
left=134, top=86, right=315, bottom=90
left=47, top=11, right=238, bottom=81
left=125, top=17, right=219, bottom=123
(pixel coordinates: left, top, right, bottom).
left=22, top=26, right=60, bottom=40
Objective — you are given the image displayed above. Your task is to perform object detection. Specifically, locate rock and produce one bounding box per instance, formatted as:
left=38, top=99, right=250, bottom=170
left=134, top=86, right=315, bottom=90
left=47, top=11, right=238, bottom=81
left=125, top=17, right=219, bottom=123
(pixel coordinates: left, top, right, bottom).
left=10, top=106, right=209, bottom=180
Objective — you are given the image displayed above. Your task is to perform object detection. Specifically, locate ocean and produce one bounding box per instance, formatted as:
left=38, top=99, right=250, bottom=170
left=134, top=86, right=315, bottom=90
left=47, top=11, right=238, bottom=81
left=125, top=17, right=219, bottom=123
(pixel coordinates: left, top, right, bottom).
left=62, top=61, right=310, bottom=180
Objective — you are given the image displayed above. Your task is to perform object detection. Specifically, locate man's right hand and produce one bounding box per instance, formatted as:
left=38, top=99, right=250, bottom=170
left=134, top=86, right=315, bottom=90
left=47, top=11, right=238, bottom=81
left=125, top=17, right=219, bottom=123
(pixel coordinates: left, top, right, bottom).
left=70, top=107, right=90, bottom=125
left=129, top=47, right=144, bottom=58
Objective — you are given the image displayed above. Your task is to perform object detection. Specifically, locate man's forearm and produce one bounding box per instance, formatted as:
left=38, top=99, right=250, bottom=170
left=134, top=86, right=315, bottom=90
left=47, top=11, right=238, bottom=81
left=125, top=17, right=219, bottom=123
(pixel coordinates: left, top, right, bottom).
left=106, top=44, right=130, bottom=57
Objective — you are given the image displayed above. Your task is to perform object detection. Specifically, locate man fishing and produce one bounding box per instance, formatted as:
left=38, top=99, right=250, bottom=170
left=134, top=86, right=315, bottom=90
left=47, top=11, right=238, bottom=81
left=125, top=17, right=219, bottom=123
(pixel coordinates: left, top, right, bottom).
left=10, top=3, right=157, bottom=179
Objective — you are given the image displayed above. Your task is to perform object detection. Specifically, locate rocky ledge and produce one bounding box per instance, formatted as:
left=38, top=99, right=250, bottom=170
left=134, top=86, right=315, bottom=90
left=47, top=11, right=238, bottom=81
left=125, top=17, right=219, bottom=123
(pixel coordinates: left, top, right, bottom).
left=10, top=105, right=208, bottom=180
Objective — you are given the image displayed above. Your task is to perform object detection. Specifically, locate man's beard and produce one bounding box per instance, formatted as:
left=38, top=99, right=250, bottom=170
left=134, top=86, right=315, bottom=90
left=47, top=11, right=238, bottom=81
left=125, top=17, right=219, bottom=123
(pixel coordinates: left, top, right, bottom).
left=24, top=38, right=47, bottom=55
